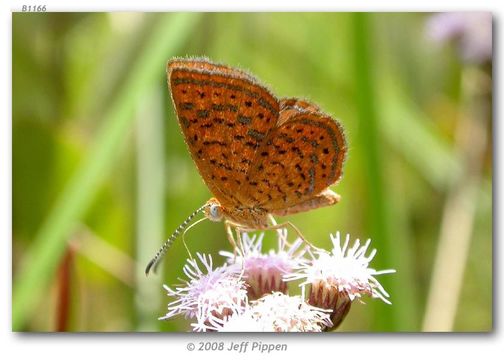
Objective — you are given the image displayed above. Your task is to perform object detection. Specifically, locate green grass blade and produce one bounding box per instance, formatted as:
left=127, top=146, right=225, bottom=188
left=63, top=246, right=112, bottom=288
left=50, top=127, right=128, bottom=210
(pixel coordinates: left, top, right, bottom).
left=134, top=87, right=165, bottom=331
left=352, top=13, right=396, bottom=331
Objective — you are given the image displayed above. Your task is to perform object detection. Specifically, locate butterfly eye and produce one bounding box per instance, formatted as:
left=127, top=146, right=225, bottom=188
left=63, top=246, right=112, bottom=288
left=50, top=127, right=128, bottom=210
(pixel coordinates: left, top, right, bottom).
left=209, top=204, right=223, bottom=222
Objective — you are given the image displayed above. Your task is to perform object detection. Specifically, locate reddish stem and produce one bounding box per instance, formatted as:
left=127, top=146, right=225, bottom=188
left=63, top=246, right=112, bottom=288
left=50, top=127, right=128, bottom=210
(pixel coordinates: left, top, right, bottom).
left=55, top=247, right=74, bottom=332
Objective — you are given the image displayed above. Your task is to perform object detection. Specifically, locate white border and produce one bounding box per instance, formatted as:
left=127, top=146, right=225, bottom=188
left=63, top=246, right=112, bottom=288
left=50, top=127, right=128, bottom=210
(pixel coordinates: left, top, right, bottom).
left=2, top=1, right=502, bottom=359
left=3, top=0, right=503, bottom=12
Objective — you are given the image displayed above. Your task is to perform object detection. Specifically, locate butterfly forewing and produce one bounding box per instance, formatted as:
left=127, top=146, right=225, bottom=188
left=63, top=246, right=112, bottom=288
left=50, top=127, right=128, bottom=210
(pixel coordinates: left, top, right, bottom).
left=168, top=59, right=280, bottom=207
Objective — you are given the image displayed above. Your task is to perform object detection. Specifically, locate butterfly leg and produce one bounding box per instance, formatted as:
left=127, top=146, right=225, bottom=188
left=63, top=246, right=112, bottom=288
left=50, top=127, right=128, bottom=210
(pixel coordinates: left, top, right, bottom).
left=224, top=222, right=247, bottom=272
left=263, top=221, right=323, bottom=252
left=235, top=227, right=245, bottom=255
left=268, top=214, right=290, bottom=245
left=225, top=221, right=244, bottom=259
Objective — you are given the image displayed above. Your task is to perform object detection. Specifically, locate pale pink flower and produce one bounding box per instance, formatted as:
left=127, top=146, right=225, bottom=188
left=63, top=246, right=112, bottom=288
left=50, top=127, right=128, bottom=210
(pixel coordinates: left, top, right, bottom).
left=212, top=292, right=332, bottom=332
left=426, top=12, right=492, bottom=64
left=285, top=232, right=396, bottom=329
left=220, top=230, right=307, bottom=300
left=160, top=253, right=248, bottom=331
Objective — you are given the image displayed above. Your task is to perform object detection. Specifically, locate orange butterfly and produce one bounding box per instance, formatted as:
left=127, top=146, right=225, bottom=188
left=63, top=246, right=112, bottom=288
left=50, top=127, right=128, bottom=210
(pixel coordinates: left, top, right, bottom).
left=146, top=58, right=346, bottom=275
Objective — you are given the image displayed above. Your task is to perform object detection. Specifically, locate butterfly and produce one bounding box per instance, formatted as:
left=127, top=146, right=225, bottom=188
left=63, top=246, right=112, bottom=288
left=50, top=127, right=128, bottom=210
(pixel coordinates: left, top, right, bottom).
left=146, top=57, right=347, bottom=275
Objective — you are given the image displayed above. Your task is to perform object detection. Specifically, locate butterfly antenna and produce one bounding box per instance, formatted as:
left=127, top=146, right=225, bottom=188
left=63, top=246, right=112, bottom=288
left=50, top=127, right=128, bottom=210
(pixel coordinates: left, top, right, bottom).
left=145, top=204, right=209, bottom=276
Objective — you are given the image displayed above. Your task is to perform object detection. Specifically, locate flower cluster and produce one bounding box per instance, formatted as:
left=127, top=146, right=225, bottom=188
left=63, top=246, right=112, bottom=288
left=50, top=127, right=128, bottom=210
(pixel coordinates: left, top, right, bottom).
left=426, top=12, right=492, bottom=64
left=159, top=231, right=395, bottom=332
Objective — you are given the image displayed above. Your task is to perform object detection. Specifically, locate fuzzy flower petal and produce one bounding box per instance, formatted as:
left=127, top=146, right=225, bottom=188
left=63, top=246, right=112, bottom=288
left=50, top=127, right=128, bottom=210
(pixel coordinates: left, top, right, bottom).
left=209, top=310, right=265, bottom=332
left=160, top=253, right=248, bottom=331
left=248, top=292, right=332, bottom=332
left=285, top=232, right=396, bottom=304
left=220, top=230, right=308, bottom=299
left=211, top=292, right=332, bottom=332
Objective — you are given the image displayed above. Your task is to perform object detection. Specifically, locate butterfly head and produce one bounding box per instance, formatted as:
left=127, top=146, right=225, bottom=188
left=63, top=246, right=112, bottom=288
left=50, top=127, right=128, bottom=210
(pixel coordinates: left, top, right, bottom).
left=204, top=198, right=224, bottom=222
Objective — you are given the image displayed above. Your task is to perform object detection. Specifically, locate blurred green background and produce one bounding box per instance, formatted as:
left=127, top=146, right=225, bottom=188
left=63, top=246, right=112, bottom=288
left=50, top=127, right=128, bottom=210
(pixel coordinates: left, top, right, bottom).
left=12, top=12, right=492, bottom=332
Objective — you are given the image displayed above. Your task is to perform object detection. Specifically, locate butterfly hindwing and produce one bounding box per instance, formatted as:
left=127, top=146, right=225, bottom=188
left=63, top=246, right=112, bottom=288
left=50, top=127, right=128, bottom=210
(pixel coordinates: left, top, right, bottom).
left=245, top=105, right=347, bottom=211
